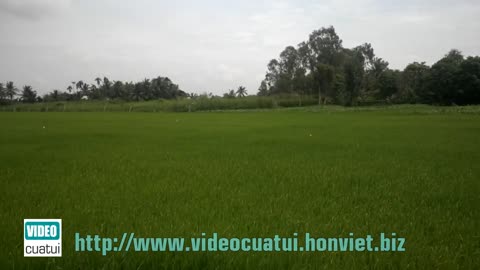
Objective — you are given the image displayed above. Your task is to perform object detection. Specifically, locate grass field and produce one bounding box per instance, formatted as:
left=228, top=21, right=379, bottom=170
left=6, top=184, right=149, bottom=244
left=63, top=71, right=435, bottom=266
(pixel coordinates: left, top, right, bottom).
left=0, top=106, right=479, bottom=269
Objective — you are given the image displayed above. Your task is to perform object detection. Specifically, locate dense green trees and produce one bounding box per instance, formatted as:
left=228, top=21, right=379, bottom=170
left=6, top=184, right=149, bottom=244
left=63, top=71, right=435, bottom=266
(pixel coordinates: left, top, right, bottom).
left=0, top=81, right=18, bottom=103
left=259, top=27, right=381, bottom=105
left=40, top=76, right=187, bottom=102
left=457, top=57, right=480, bottom=104
left=399, top=62, right=429, bottom=103
left=21, top=85, right=37, bottom=103
left=1, top=25, right=479, bottom=106
left=0, top=83, right=4, bottom=102
left=420, top=51, right=480, bottom=105
left=2, top=76, right=186, bottom=103
left=1, top=83, right=35, bottom=103
left=223, top=90, right=236, bottom=98
left=6, top=82, right=17, bottom=100
left=259, top=26, right=480, bottom=106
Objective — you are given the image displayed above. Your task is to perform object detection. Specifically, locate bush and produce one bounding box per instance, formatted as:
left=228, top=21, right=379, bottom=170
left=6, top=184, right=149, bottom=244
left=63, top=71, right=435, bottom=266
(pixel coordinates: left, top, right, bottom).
left=0, top=96, right=319, bottom=112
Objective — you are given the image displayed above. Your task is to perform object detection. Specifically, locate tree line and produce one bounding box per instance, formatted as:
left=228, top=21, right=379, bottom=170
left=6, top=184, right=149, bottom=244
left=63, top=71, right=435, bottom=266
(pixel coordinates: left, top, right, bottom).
left=0, top=76, right=188, bottom=104
left=258, top=26, right=480, bottom=106
left=2, top=26, right=479, bottom=106
left=0, top=76, right=252, bottom=105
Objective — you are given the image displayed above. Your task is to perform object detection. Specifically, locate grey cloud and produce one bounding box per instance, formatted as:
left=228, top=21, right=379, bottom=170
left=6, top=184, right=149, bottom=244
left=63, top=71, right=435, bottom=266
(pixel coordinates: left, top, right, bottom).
left=1, top=0, right=479, bottom=96
left=0, top=0, right=71, bottom=20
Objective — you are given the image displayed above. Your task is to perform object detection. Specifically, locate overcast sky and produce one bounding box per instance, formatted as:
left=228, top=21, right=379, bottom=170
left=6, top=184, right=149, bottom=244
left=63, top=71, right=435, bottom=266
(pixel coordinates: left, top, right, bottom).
left=1, top=0, right=479, bottom=95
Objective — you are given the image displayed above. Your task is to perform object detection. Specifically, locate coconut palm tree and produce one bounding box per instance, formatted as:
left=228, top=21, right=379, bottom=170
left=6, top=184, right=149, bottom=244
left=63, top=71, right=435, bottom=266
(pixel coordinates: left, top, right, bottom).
left=0, top=83, right=5, bottom=100
left=103, top=77, right=111, bottom=88
left=6, top=81, right=17, bottom=100
left=52, top=90, right=60, bottom=101
left=132, top=83, right=143, bottom=101
left=236, top=86, right=247, bottom=97
left=76, top=80, right=84, bottom=91
left=81, top=83, right=89, bottom=97
left=95, top=77, right=102, bottom=87
left=67, top=85, right=73, bottom=93
left=101, top=77, right=112, bottom=99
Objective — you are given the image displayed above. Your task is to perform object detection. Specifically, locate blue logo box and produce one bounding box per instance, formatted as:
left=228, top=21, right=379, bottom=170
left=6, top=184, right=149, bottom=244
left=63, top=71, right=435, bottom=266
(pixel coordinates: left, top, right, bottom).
left=24, top=221, right=61, bottom=240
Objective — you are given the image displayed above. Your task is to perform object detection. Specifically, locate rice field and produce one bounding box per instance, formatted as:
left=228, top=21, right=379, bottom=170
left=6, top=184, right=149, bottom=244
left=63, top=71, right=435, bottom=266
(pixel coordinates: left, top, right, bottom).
left=0, top=106, right=479, bottom=269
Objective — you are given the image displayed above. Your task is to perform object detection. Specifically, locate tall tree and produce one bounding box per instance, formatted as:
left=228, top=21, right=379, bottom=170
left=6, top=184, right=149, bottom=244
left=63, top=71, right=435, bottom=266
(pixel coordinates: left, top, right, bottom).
left=314, top=64, right=335, bottom=104
left=342, top=50, right=365, bottom=106
left=102, top=77, right=112, bottom=98
left=264, top=59, right=281, bottom=94
left=423, top=49, right=464, bottom=105
left=76, top=80, right=84, bottom=91
left=21, top=85, right=37, bottom=103
left=6, top=81, right=18, bottom=100
left=455, top=56, right=480, bottom=105
left=236, top=86, right=247, bottom=97
left=131, top=83, right=143, bottom=101
left=112, top=81, right=124, bottom=99
left=307, top=26, right=344, bottom=68
left=279, top=46, right=300, bottom=80
left=401, top=62, right=430, bottom=103
left=376, top=69, right=400, bottom=101
left=0, top=83, right=5, bottom=101
left=258, top=81, right=268, bottom=96
left=95, top=77, right=102, bottom=87
left=52, top=90, right=60, bottom=101
left=81, top=83, right=90, bottom=97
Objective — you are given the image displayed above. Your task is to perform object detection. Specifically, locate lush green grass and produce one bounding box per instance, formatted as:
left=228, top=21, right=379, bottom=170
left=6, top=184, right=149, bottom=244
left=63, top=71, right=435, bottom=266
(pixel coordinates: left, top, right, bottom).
left=0, top=107, right=479, bottom=269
